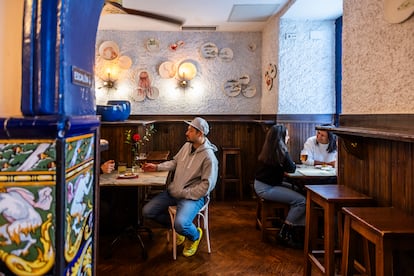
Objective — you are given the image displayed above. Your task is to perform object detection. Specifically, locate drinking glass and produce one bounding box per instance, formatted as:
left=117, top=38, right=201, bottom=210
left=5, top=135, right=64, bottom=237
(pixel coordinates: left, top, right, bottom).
left=300, top=150, right=308, bottom=163
left=117, top=162, right=127, bottom=174
left=132, top=165, right=140, bottom=174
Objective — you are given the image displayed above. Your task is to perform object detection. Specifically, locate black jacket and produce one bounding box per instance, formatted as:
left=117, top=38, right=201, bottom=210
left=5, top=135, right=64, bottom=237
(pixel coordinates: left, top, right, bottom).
left=255, top=153, right=296, bottom=186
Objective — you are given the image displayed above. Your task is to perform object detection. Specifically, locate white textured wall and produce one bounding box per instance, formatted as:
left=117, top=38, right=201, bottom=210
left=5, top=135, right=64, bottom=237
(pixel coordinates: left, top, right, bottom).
left=261, top=14, right=280, bottom=114
left=96, top=31, right=262, bottom=115
left=278, top=19, right=336, bottom=114
left=342, top=0, right=414, bottom=114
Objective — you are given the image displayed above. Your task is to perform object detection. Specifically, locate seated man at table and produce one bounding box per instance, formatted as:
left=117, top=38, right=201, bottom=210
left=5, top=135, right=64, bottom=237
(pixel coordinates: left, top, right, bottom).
left=301, top=126, right=337, bottom=167
left=142, top=117, right=218, bottom=257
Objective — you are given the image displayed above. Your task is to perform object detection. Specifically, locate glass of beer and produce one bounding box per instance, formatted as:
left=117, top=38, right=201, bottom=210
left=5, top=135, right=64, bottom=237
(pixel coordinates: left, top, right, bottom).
left=117, top=162, right=127, bottom=174
left=300, top=150, right=308, bottom=163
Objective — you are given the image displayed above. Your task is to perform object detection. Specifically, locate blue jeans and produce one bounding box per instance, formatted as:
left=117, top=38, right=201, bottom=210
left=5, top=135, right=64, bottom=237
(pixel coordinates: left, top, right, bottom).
left=254, top=179, right=306, bottom=226
left=142, top=190, right=205, bottom=241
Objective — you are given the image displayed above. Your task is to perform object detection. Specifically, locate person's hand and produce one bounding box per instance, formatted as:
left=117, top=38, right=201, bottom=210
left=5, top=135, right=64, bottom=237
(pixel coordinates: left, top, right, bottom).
left=327, top=160, right=336, bottom=168
left=101, top=160, right=115, bottom=174
left=143, top=162, right=157, bottom=172
left=316, top=160, right=336, bottom=167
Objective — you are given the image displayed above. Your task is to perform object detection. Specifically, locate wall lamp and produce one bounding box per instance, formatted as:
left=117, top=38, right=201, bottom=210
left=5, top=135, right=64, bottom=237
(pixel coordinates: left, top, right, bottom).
left=99, top=69, right=117, bottom=90
left=103, top=72, right=115, bottom=89
left=177, top=61, right=197, bottom=88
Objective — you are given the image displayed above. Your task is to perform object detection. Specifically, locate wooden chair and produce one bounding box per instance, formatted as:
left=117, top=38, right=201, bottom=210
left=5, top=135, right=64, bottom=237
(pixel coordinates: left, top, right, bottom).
left=256, top=197, right=289, bottom=242
left=168, top=196, right=211, bottom=260
left=341, top=207, right=414, bottom=276
left=220, top=147, right=243, bottom=200
left=304, top=185, right=374, bottom=276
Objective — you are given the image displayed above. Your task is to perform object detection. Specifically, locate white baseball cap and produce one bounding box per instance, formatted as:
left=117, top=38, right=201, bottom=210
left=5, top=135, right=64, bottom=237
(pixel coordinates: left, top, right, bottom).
left=185, top=117, right=209, bottom=135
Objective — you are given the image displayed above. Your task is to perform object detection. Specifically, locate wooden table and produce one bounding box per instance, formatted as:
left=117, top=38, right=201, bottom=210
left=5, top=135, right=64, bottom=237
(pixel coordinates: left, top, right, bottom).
left=99, top=170, right=169, bottom=259
left=285, top=165, right=337, bottom=194
left=303, top=185, right=373, bottom=276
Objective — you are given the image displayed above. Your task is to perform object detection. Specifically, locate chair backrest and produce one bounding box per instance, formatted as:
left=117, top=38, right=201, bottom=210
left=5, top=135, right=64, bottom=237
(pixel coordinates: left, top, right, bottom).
left=201, top=195, right=210, bottom=211
left=197, top=194, right=210, bottom=226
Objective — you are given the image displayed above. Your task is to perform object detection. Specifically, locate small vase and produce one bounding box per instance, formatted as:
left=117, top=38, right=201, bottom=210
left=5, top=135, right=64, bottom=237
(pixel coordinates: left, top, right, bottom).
left=132, top=155, right=140, bottom=174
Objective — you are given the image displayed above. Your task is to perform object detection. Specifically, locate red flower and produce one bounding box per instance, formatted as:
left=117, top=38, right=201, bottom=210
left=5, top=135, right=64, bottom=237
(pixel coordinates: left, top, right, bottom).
left=132, top=133, right=141, bottom=142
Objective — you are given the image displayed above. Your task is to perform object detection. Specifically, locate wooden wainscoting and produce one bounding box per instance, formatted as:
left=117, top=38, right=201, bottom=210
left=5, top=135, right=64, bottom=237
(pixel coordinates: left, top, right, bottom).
left=100, top=114, right=335, bottom=200
left=329, top=114, right=414, bottom=215
left=324, top=114, right=414, bottom=273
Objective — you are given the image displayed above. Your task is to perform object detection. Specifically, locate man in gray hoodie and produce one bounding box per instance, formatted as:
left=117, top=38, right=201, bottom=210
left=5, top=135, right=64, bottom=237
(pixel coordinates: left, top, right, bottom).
left=142, top=117, right=219, bottom=257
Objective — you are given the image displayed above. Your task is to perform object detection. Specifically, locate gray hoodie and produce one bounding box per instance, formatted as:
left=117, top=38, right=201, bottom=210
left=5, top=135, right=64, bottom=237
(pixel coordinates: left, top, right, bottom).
left=157, top=138, right=218, bottom=200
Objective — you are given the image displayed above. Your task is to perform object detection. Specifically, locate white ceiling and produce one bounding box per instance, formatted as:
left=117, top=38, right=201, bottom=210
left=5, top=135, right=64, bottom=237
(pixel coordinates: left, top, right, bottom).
left=98, top=0, right=343, bottom=32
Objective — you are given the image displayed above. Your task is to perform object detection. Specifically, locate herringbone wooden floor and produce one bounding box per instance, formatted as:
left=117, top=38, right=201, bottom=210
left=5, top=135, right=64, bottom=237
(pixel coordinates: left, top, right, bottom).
left=97, top=200, right=306, bottom=276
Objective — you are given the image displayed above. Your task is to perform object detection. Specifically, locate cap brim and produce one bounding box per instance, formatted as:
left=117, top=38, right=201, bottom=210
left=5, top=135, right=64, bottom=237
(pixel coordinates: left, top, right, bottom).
left=184, top=120, right=203, bottom=133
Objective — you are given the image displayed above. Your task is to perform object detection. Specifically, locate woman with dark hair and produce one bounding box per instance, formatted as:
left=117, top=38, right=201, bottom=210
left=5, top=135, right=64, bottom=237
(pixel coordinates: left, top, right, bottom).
left=301, top=126, right=337, bottom=167
left=254, top=124, right=306, bottom=248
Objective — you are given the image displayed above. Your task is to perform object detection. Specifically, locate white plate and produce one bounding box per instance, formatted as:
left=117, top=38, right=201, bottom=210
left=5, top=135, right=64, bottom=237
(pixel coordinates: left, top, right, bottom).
left=219, top=48, right=233, bottom=62
left=223, top=79, right=241, bottom=97
left=99, top=41, right=119, bottom=60
left=118, top=173, right=138, bottom=179
left=146, top=38, right=160, bottom=52
left=146, top=86, right=159, bottom=100
left=201, top=42, right=218, bottom=59
left=159, top=61, right=177, bottom=79
left=242, top=85, right=256, bottom=98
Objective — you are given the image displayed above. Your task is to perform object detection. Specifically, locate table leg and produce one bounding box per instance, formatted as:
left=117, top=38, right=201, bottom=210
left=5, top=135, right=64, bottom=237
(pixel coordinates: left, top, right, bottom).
left=304, top=191, right=312, bottom=276
left=325, top=203, right=335, bottom=275
left=106, top=186, right=152, bottom=260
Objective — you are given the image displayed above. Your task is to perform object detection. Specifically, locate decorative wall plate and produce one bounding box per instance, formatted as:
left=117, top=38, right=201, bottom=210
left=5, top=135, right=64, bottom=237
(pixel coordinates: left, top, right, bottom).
left=223, top=79, right=241, bottom=97
left=146, top=38, right=160, bottom=52
left=159, top=61, right=177, bottom=79
left=267, top=63, right=277, bottom=79
left=239, top=75, right=250, bottom=86
left=265, top=74, right=273, bottom=91
left=146, top=87, right=159, bottom=100
left=201, top=42, right=218, bottom=59
left=219, top=48, right=233, bottom=62
left=118, top=55, right=132, bottom=69
left=384, top=0, right=414, bottom=23
left=99, top=41, right=119, bottom=60
left=242, top=85, right=257, bottom=98
left=131, top=89, right=146, bottom=102
left=169, top=40, right=185, bottom=51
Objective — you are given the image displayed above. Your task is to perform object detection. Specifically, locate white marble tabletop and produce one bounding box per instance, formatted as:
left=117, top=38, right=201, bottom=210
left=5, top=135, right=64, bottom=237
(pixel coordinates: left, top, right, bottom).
left=287, top=165, right=337, bottom=177
left=99, top=170, right=169, bottom=187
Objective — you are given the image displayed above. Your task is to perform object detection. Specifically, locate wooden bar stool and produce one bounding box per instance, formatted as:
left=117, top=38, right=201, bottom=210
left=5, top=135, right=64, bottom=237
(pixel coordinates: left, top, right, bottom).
left=341, top=207, right=414, bottom=276
left=220, top=147, right=243, bottom=200
left=256, top=197, right=289, bottom=242
left=304, top=185, right=373, bottom=276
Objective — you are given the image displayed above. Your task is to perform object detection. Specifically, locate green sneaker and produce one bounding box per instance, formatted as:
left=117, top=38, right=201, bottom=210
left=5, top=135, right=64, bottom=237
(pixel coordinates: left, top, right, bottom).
left=176, top=233, right=185, bottom=246
left=183, top=228, right=203, bottom=257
